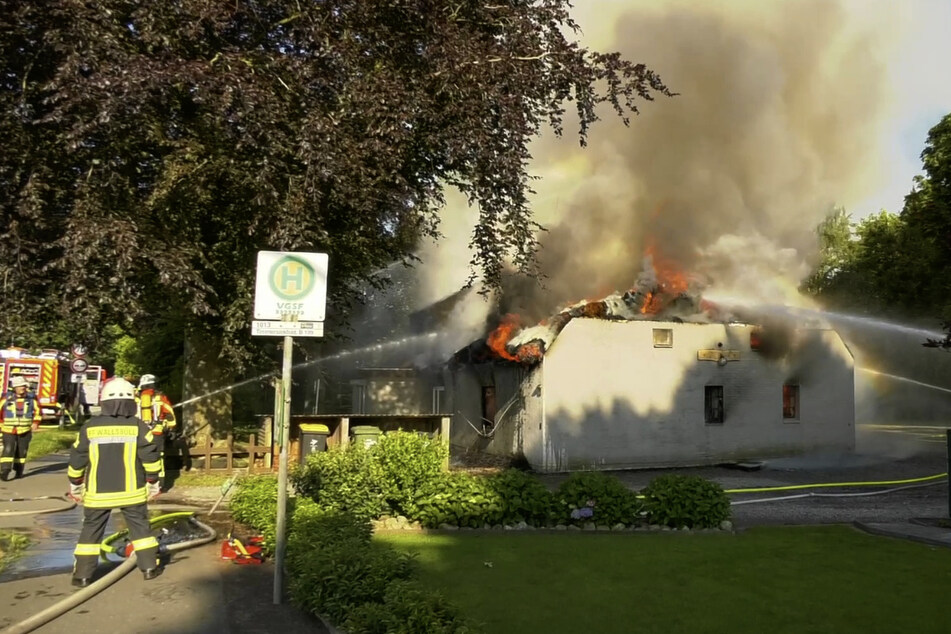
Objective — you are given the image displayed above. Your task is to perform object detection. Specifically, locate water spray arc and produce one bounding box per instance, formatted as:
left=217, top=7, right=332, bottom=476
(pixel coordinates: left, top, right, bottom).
left=858, top=368, right=951, bottom=395
left=174, top=331, right=442, bottom=410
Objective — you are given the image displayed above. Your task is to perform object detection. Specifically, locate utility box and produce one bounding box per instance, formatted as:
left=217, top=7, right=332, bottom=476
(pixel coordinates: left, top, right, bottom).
left=299, top=423, right=330, bottom=461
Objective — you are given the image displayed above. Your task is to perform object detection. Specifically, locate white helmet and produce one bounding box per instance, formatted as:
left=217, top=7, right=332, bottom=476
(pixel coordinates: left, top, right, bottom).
left=101, top=378, right=136, bottom=401
left=10, top=376, right=28, bottom=389
left=138, top=374, right=157, bottom=389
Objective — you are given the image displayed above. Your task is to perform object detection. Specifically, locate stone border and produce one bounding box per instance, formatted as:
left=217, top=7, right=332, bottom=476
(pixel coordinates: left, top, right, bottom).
left=371, top=515, right=734, bottom=533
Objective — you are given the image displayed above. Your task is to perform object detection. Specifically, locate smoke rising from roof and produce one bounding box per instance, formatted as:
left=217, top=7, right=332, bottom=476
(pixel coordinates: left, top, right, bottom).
left=501, top=0, right=896, bottom=317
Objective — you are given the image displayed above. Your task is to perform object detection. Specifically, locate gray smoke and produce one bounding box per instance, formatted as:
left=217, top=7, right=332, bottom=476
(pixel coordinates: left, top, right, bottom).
left=511, top=0, right=895, bottom=316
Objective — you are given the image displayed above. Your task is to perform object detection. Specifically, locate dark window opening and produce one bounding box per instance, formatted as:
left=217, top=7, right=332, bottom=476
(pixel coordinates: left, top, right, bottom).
left=704, top=385, right=724, bottom=424
left=783, top=384, right=800, bottom=419
left=481, top=386, right=497, bottom=430
left=750, top=328, right=763, bottom=351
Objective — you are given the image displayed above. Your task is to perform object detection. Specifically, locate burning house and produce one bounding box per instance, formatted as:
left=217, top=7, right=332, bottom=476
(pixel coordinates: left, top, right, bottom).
left=447, top=255, right=855, bottom=472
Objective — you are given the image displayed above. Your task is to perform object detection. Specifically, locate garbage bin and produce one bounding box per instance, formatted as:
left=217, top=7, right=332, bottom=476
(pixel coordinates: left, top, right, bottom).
left=351, top=425, right=383, bottom=448
left=299, top=423, right=330, bottom=461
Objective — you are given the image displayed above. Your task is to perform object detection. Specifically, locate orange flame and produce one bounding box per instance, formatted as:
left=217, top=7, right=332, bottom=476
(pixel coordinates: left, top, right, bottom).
left=641, top=240, right=690, bottom=314
left=487, top=313, right=521, bottom=361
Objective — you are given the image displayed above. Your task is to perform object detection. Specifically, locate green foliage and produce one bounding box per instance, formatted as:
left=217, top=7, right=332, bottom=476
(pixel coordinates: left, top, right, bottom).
left=292, top=445, right=390, bottom=520
left=292, top=431, right=447, bottom=520
left=374, top=433, right=448, bottom=514
left=804, top=112, right=951, bottom=321
left=0, top=2, right=670, bottom=369
left=486, top=469, right=555, bottom=526
left=229, top=475, right=279, bottom=550
left=0, top=531, right=31, bottom=575
left=554, top=472, right=643, bottom=526
left=285, top=509, right=415, bottom=627
left=640, top=474, right=731, bottom=529
left=410, top=472, right=505, bottom=529
left=344, top=581, right=476, bottom=634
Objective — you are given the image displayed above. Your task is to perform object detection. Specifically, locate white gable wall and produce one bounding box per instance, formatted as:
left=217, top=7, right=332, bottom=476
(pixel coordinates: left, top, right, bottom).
left=538, top=319, right=854, bottom=472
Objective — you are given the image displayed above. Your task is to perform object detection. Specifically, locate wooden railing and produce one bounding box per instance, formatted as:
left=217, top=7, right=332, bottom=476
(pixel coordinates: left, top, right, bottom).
left=187, top=433, right=273, bottom=473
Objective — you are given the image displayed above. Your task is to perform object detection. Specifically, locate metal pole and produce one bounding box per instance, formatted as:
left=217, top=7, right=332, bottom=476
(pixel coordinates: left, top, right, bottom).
left=946, top=429, right=950, bottom=520
left=273, top=335, right=293, bottom=605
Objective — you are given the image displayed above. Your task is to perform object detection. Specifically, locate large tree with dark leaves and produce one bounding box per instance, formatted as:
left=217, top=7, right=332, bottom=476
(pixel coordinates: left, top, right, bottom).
left=0, top=1, right=670, bottom=369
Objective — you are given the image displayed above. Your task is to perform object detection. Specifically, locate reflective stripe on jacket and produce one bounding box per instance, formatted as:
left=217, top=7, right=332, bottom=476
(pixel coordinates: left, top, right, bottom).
left=0, top=394, right=41, bottom=435
left=67, top=415, right=162, bottom=508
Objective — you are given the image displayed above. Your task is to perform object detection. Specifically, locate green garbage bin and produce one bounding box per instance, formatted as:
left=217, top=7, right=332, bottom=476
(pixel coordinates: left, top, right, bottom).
left=351, top=425, right=383, bottom=448
left=299, top=423, right=330, bottom=460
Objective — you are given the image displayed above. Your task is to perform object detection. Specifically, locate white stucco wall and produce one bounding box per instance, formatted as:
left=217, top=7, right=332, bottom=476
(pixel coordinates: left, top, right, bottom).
left=538, top=319, right=854, bottom=472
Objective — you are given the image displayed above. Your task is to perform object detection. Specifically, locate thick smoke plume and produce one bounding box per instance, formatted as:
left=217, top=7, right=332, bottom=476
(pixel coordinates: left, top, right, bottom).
left=502, top=0, right=896, bottom=319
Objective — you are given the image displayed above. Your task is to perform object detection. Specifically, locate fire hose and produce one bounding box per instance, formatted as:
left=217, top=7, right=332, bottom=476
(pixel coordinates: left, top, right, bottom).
left=0, top=512, right=217, bottom=634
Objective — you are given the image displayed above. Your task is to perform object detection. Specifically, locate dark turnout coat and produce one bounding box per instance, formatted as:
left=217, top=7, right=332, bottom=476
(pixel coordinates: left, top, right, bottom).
left=67, top=414, right=162, bottom=508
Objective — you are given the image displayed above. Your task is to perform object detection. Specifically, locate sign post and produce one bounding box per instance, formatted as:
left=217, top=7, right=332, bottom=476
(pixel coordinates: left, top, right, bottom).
left=252, top=251, right=327, bottom=606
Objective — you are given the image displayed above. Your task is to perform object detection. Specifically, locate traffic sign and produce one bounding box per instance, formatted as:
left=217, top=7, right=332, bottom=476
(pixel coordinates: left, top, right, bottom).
left=252, top=320, right=325, bottom=338
left=70, top=343, right=88, bottom=358
left=70, top=358, right=89, bottom=373
left=253, top=251, right=328, bottom=321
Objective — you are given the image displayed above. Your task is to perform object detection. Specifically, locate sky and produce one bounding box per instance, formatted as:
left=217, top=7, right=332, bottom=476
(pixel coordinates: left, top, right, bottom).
left=571, top=0, right=951, bottom=220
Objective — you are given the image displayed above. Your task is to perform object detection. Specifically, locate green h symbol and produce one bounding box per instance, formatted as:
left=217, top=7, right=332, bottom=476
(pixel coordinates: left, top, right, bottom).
left=280, top=263, right=305, bottom=292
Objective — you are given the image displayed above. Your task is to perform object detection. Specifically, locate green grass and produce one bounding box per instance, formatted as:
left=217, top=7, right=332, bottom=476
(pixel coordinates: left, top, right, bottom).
left=26, top=428, right=78, bottom=460
left=379, top=527, right=951, bottom=634
left=0, top=531, right=30, bottom=574
left=166, top=471, right=232, bottom=487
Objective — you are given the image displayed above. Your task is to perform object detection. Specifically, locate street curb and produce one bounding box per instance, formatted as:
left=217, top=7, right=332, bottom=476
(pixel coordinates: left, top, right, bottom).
left=853, top=521, right=951, bottom=549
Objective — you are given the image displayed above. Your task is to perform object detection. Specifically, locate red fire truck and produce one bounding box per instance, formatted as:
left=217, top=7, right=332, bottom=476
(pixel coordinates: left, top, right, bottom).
left=2, top=351, right=74, bottom=423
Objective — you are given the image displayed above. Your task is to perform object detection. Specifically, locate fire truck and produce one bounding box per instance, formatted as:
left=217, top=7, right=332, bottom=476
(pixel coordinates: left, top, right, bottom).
left=2, top=350, right=76, bottom=423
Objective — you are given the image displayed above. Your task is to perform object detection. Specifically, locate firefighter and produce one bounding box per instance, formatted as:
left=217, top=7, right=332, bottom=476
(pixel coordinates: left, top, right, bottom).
left=136, top=374, right=177, bottom=485
left=0, top=375, right=42, bottom=481
left=67, top=378, right=163, bottom=586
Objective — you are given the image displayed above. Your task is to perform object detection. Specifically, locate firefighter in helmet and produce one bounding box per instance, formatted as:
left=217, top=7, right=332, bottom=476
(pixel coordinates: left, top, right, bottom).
left=1, top=375, right=42, bottom=481
left=135, top=374, right=176, bottom=485
left=67, top=377, right=163, bottom=586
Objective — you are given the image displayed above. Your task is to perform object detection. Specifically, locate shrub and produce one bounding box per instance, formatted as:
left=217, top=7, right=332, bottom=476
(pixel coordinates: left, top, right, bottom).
left=292, top=431, right=446, bottom=519
left=487, top=469, right=554, bottom=526
left=374, top=432, right=447, bottom=515
left=409, top=472, right=505, bottom=528
left=344, top=581, right=477, bottom=634
left=230, top=475, right=279, bottom=549
left=553, top=472, right=643, bottom=526
left=286, top=513, right=415, bottom=625
left=292, top=445, right=389, bottom=519
left=640, top=474, right=731, bottom=528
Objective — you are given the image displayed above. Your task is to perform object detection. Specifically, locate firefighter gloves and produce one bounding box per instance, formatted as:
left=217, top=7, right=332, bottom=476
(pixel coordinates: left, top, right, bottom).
left=68, top=483, right=85, bottom=504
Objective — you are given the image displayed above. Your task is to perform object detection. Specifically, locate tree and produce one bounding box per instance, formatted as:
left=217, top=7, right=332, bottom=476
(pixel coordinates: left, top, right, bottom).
left=800, top=206, right=857, bottom=298
left=0, top=1, right=672, bottom=371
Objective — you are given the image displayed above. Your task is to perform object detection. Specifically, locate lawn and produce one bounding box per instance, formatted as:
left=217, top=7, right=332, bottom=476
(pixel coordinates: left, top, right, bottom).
left=379, top=526, right=951, bottom=634
left=25, top=427, right=78, bottom=460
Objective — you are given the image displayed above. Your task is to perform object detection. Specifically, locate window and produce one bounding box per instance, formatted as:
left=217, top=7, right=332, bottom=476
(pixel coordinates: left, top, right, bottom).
left=704, top=386, right=724, bottom=424
left=432, top=386, right=445, bottom=414
left=783, top=385, right=799, bottom=420
left=653, top=328, right=673, bottom=348
left=750, top=328, right=763, bottom=351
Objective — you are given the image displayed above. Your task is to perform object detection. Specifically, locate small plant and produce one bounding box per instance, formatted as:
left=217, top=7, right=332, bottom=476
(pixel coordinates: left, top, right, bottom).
left=229, top=475, right=279, bottom=548
left=487, top=469, right=554, bottom=526
left=640, top=474, right=731, bottom=529
left=374, top=432, right=447, bottom=515
left=344, top=581, right=477, bottom=634
left=409, top=472, right=505, bottom=528
left=554, top=472, right=642, bottom=526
